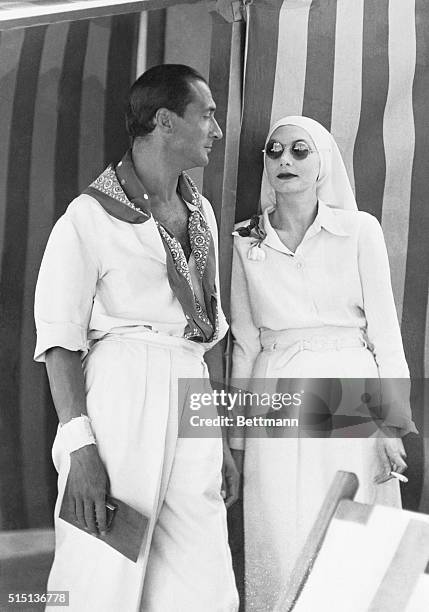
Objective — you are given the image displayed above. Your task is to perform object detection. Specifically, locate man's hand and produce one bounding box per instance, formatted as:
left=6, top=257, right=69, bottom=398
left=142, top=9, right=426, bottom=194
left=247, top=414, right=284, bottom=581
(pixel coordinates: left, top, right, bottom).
left=67, top=444, right=110, bottom=535
left=374, top=432, right=407, bottom=484
left=221, top=444, right=241, bottom=509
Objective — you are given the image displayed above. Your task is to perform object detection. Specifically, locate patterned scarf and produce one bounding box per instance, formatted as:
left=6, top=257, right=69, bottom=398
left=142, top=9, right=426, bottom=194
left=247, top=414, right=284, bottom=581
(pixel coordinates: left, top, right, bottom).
left=83, top=150, right=218, bottom=343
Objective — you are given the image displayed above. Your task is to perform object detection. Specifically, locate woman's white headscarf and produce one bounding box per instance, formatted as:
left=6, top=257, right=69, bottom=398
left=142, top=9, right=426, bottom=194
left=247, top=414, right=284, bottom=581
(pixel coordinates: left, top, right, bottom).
left=260, top=115, right=357, bottom=211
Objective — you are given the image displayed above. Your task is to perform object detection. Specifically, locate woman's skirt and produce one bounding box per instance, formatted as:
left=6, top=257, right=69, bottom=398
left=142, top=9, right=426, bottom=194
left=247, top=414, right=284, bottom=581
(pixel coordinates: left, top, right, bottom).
left=47, top=330, right=238, bottom=612
left=242, top=327, right=400, bottom=612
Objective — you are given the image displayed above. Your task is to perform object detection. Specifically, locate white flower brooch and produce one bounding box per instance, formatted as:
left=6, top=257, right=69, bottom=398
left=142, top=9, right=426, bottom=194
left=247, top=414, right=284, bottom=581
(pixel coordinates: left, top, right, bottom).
left=232, top=214, right=266, bottom=261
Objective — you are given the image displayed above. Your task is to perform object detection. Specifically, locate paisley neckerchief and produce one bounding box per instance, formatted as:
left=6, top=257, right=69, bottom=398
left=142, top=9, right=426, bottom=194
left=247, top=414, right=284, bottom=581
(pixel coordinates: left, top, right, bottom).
left=83, top=149, right=218, bottom=343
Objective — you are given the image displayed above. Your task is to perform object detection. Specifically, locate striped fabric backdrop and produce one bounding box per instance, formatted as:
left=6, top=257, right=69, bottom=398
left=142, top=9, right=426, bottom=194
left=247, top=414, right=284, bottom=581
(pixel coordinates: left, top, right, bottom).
left=0, top=13, right=142, bottom=529
left=236, top=0, right=429, bottom=508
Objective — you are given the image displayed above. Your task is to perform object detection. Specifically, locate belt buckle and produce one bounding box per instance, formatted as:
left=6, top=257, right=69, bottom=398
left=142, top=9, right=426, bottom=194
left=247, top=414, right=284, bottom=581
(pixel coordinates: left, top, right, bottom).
left=310, top=335, right=328, bottom=351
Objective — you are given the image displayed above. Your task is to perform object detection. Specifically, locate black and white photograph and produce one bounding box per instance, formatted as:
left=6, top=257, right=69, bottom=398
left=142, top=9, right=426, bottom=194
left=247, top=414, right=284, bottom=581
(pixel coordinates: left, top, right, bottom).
left=0, top=1, right=428, bottom=611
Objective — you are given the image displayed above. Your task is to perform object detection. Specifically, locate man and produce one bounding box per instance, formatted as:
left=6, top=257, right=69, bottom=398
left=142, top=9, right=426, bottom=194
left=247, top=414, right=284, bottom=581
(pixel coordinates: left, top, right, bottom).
left=35, top=64, right=239, bottom=611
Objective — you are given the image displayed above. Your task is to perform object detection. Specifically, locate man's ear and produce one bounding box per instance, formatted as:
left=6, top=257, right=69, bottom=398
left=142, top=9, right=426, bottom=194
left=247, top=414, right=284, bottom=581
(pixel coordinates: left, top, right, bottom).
left=154, top=108, right=173, bottom=132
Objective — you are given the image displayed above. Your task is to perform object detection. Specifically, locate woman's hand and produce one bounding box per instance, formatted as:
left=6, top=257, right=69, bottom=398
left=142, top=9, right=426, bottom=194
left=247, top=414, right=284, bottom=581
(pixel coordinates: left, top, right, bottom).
left=222, top=443, right=241, bottom=508
left=374, top=432, right=407, bottom=484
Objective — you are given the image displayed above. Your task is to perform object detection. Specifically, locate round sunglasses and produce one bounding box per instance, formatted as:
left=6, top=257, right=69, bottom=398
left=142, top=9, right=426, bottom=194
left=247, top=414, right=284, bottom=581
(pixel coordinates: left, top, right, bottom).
left=263, top=139, right=316, bottom=161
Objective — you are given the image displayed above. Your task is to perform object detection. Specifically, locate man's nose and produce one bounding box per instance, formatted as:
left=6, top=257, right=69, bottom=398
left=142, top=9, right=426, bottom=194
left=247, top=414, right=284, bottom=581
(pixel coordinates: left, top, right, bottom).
left=211, top=117, right=223, bottom=140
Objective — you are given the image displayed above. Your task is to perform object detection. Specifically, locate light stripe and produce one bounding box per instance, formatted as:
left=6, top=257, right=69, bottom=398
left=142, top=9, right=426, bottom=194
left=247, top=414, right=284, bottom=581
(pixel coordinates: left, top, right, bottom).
left=79, top=16, right=111, bottom=190
left=0, top=30, right=25, bottom=266
left=270, top=0, right=311, bottom=124
left=20, top=21, right=69, bottom=526
left=136, top=10, right=148, bottom=77
left=330, top=0, right=364, bottom=193
left=380, top=0, right=416, bottom=322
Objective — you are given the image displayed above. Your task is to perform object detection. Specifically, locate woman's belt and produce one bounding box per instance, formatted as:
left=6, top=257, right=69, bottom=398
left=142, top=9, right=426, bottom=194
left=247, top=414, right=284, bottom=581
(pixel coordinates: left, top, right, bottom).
left=260, top=326, right=367, bottom=353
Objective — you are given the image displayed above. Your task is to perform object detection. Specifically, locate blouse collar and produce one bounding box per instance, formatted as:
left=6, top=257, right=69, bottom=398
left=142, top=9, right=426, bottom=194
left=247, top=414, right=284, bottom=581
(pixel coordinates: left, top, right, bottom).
left=262, top=200, right=350, bottom=254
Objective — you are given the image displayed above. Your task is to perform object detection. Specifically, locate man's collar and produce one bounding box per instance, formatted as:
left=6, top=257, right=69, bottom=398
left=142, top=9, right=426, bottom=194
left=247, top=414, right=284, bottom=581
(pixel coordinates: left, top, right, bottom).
left=85, top=149, right=202, bottom=224
left=116, top=149, right=201, bottom=212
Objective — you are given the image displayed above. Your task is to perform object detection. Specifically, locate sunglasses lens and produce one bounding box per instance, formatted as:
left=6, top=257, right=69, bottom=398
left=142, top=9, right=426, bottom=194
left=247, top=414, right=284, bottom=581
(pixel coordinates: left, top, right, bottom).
left=266, top=140, right=284, bottom=159
left=291, top=141, right=311, bottom=160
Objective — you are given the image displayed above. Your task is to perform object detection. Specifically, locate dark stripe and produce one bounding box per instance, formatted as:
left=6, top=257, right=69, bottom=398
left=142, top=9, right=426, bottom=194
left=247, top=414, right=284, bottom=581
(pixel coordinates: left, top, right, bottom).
left=0, top=30, right=25, bottom=261
left=54, top=20, right=90, bottom=220
left=78, top=17, right=112, bottom=190
left=20, top=21, right=69, bottom=527
left=302, top=0, right=338, bottom=130
left=235, top=0, right=284, bottom=222
left=104, top=13, right=140, bottom=167
left=146, top=8, right=166, bottom=69
left=353, top=0, right=389, bottom=220
left=402, top=0, right=429, bottom=381
left=0, top=25, right=47, bottom=529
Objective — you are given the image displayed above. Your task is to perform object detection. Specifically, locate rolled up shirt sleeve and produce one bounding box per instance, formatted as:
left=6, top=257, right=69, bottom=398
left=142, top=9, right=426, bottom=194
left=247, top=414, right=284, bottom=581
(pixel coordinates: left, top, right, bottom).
left=34, top=203, right=99, bottom=362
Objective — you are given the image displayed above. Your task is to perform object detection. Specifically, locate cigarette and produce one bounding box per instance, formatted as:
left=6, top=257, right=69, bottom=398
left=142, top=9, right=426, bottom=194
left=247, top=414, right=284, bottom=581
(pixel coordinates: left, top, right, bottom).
left=390, top=471, right=408, bottom=483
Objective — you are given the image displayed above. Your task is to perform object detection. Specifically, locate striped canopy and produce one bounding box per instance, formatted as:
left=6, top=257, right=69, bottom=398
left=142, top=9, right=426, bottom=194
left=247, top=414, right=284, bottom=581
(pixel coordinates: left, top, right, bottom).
left=0, top=0, right=428, bottom=528
left=237, top=0, right=429, bottom=386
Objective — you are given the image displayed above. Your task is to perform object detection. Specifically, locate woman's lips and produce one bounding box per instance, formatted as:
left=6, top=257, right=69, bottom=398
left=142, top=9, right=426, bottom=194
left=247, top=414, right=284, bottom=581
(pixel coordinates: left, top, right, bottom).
left=277, top=172, right=297, bottom=180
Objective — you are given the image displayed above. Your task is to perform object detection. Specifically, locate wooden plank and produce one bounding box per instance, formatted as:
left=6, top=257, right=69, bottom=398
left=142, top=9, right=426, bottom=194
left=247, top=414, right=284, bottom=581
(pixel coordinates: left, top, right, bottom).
left=277, top=471, right=359, bottom=611
left=368, top=519, right=429, bottom=612
left=0, top=0, right=200, bottom=31
left=335, top=499, right=373, bottom=525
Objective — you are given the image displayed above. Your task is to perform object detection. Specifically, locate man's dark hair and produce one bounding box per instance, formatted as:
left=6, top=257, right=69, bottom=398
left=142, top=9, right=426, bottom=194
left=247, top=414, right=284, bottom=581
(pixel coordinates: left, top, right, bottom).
left=125, top=64, right=207, bottom=138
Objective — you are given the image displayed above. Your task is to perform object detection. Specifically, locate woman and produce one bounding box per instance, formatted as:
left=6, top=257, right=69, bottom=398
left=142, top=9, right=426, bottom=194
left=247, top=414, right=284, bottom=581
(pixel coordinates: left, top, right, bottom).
left=230, top=116, right=416, bottom=611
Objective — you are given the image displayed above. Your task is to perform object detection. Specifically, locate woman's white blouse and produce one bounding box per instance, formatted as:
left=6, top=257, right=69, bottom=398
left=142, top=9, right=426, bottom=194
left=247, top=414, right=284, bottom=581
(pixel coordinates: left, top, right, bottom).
left=34, top=194, right=227, bottom=362
left=231, top=201, right=409, bottom=380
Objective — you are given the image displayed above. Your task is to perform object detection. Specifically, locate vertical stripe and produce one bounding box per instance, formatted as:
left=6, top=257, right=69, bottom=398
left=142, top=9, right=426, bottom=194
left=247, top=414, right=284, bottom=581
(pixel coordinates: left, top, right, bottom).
left=381, top=0, right=416, bottom=322
left=353, top=0, right=389, bottom=220
left=20, top=21, right=69, bottom=527
left=78, top=16, right=111, bottom=190
left=145, top=8, right=165, bottom=69
left=136, top=10, right=148, bottom=77
left=402, top=0, right=429, bottom=380
left=235, top=0, right=284, bottom=222
left=368, top=520, right=429, bottom=611
left=425, top=287, right=429, bottom=378
left=0, top=25, right=47, bottom=529
left=0, top=30, right=25, bottom=263
left=330, top=0, right=364, bottom=193
left=302, top=0, right=337, bottom=130
left=54, top=20, right=89, bottom=220
left=164, top=2, right=213, bottom=191
left=270, top=0, right=312, bottom=123
left=104, top=13, right=139, bottom=167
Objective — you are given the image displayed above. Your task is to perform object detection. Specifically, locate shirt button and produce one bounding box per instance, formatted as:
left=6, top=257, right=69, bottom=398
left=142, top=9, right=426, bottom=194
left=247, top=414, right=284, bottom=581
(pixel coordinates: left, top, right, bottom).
left=120, top=179, right=126, bottom=185
left=117, top=161, right=122, bottom=167
left=143, top=194, right=149, bottom=200
left=296, top=262, right=303, bottom=269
